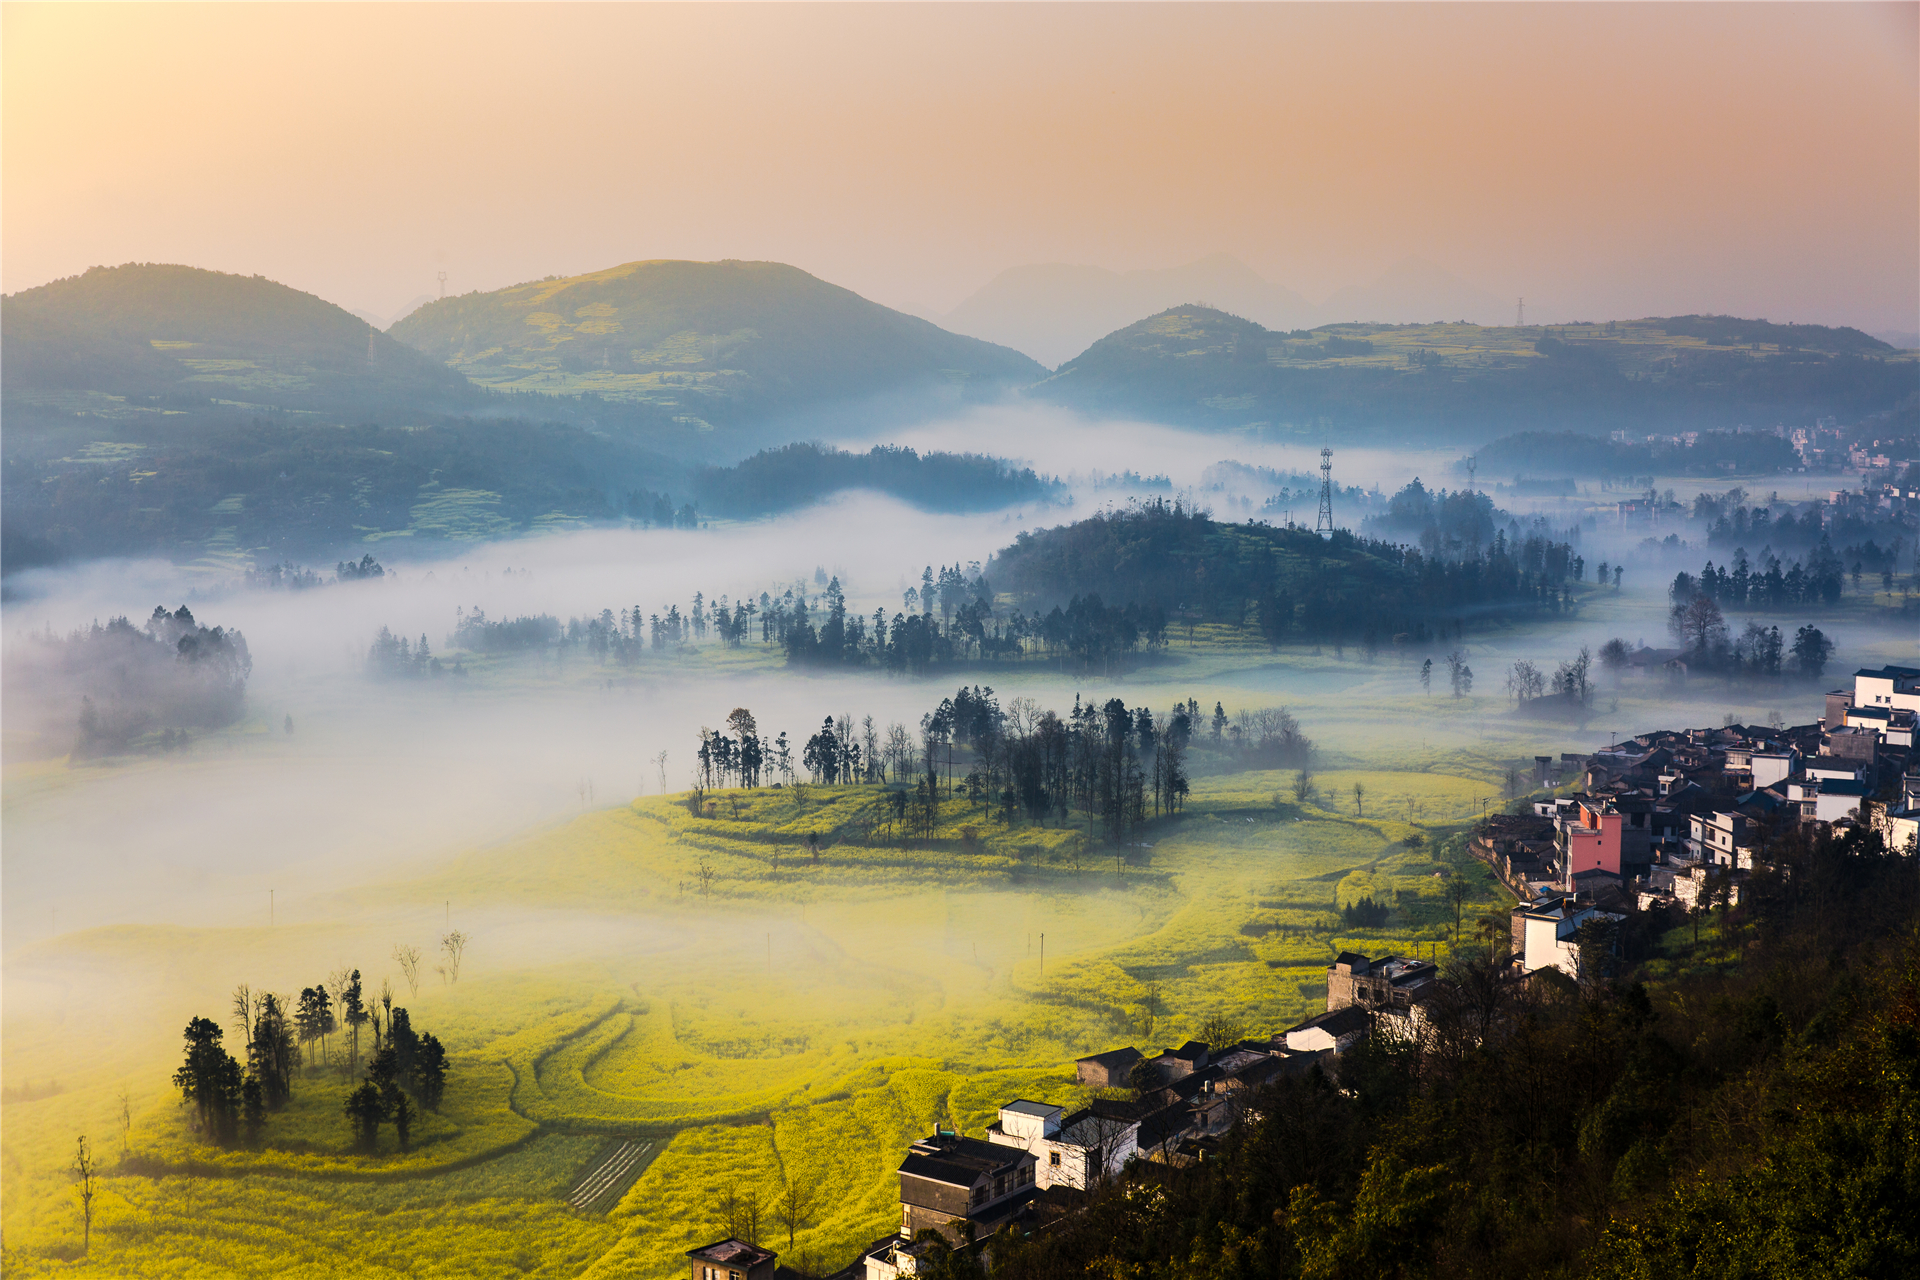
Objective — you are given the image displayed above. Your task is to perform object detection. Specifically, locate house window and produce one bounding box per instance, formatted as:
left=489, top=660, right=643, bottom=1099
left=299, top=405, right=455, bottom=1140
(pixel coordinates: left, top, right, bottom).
left=1049, top=1151, right=1061, bottom=1167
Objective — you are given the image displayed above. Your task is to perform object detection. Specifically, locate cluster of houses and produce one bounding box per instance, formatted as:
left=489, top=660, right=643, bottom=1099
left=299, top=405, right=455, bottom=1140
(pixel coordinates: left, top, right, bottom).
left=686, top=951, right=1449, bottom=1280
left=1475, top=664, right=1918, bottom=981
left=680, top=665, right=1920, bottom=1280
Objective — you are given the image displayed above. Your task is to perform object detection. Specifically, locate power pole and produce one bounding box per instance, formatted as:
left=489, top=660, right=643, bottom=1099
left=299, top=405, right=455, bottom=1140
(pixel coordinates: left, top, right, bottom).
left=1314, top=447, right=1335, bottom=539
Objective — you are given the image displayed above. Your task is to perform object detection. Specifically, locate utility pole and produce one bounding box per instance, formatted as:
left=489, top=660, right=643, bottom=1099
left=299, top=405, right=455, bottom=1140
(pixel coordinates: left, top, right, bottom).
left=1039, top=933, right=1044, bottom=981
left=270, top=890, right=274, bottom=926
left=1315, top=447, right=1335, bottom=539
left=1516, top=297, right=1525, bottom=327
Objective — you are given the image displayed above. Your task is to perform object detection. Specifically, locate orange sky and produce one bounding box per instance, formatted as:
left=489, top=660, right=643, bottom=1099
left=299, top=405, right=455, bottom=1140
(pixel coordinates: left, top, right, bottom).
left=4, top=2, right=1915, bottom=331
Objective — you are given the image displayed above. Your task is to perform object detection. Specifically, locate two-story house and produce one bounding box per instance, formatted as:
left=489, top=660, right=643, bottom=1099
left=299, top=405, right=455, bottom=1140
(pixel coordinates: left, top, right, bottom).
left=1511, top=894, right=1624, bottom=980
left=894, top=1130, right=1037, bottom=1246
left=983, top=1099, right=1139, bottom=1191
left=1687, top=811, right=1758, bottom=869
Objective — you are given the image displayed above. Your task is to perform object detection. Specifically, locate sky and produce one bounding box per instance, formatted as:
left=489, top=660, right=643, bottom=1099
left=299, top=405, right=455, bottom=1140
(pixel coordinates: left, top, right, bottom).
left=3, top=2, right=1916, bottom=332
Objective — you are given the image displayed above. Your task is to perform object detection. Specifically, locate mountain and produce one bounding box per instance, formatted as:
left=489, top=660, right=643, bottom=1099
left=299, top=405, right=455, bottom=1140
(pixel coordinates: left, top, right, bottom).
left=1317, top=257, right=1509, bottom=326
left=389, top=258, right=1045, bottom=430
left=2, top=263, right=476, bottom=418
left=1030, top=306, right=1916, bottom=439
left=942, top=253, right=1317, bottom=368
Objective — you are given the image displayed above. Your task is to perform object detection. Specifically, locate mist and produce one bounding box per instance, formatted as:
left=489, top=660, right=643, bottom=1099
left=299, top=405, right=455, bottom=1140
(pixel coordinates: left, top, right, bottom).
left=7, top=405, right=1904, bottom=956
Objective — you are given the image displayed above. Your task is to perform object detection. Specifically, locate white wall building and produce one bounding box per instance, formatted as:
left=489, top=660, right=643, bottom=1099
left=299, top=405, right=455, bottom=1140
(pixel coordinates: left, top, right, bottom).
left=1513, top=895, right=1624, bottom=980
left=1855, top=665, right=1920, bottom=715
left=984, top=1101, right=1137, bottom=1191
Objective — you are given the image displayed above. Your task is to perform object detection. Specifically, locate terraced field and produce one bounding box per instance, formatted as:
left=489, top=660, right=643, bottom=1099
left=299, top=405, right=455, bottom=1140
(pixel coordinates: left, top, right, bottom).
left=2, top=739, right=1510, bottom=1276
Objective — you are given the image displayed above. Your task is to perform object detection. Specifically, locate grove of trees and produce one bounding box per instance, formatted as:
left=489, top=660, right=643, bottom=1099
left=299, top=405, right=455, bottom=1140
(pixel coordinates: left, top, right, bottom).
left=171, top=967, right=448, bottom=1153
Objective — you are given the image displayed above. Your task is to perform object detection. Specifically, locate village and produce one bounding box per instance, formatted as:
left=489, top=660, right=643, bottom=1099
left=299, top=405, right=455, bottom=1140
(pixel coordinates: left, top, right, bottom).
left=684, top=662, right=1920, bottom=1280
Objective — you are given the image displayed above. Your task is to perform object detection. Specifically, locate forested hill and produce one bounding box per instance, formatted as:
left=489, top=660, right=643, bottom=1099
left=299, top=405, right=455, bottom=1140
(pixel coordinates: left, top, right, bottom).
left=990, top=500, right=1585, bottom=645
left=1, top=263, right=477, bottom=418
left=693, top=443, right=1058, bottom=517
left=1027, top=306, right=1917, bottom=440
left=389, top=259, right=1046, bottom=431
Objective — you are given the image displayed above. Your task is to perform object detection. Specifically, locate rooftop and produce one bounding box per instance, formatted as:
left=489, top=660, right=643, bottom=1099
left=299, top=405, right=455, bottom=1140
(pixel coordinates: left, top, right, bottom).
left=688, top=1238, right=777, bottom=1267
left=901, top=1134, right=1032, bottom=1187
left=1075, top=1046, right=1141, bottom=1068
left=1001, top=1100, right=1060, bottom=1119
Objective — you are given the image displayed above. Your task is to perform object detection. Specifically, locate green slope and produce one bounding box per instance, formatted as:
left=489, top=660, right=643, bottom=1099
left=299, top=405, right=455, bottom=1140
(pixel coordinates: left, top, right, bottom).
left=2, top=263, right=476, bottom=418
left=388, top=258, right=1045, bottom=428
left=1029, top=307, right=1916, bottom=439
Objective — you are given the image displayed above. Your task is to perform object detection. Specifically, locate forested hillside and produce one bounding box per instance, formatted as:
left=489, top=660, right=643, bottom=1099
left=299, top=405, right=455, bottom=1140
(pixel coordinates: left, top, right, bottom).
left=1030, top=307, right=1918, bottom=439
left=976, top=823, right=1920, bottom=1279
left=389, top=259, right=1044, bottom=431
left=990, top=500, right=1587, bottom=647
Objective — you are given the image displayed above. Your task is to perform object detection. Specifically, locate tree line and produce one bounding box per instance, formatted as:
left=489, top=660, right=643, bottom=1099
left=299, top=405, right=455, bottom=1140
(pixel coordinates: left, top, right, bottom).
left=1671, top=539, right=1848, bottom=612
left=690, top=687, right=1314, bottom=847
left=691, top=442, right=1058, bottom=517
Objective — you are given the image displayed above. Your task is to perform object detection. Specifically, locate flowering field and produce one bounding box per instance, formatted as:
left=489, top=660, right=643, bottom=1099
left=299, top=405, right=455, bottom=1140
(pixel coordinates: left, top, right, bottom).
left=2, top=762, right=1505, bottom=1277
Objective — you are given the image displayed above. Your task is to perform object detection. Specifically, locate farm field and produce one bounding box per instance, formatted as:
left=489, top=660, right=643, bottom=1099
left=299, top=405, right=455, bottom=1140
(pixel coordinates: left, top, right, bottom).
left=7, top=600, right=1915, bottom=1278
left=1, top=751, right=1504, bottom=1277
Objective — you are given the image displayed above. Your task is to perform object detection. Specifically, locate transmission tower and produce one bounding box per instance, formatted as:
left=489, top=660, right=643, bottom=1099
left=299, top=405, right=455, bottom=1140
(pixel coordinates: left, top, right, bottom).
left=1466, top=455, right=1477, bottom=491
left=1515, top=297, right=1525, bottom=327
left=367, top=327, right=376, bottom=365
left=437, top=270, right=448, bottom=300
left=1315, top=446, right=1335, bottom=538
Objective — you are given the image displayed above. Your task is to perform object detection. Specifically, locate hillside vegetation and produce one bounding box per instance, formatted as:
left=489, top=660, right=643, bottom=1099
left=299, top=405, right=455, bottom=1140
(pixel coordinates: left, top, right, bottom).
left=1030, top=307, right=1918, bottom=439
left=2, top=264, right=475, bottom=418
left=389, top=259, right=1044, bottom=430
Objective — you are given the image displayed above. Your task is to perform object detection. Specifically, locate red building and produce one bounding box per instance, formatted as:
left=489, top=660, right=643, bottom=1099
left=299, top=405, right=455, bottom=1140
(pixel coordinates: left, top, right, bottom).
left=1561, top=800, right=1623, bottom=884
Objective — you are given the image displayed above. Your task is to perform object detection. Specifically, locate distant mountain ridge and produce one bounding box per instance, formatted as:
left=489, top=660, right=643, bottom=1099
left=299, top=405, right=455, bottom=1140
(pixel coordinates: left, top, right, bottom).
left=1029, top=305, right=1915, bottom=438
left=389, top=258, right=1045, bottom=430
left=941, top=254, right=1507, bottom=366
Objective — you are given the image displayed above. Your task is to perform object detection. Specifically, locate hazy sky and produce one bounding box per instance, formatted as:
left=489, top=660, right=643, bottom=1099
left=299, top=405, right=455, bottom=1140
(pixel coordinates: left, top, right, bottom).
left=4, top=3, right=1915, bottom=330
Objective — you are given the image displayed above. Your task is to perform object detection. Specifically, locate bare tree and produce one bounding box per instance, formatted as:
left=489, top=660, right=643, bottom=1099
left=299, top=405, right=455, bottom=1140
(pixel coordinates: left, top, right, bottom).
left=775, top=1179, right=815, bottom=1248
left=231, top=983, right=256, bottom=1046
left=440, top=931, right=469, bottom=983
left=695, top=859, right=716, bottom=899
left=117, top=1090, right=132, bottom=1159
left=654, top=750, right=670, bottom=793
left=73, top=1135, right=98, bottom=1255
left=722, top=1187, right=764, bottom=1245
left=1445, top=872, right=1471, bottom=943
left=393, top=944, right=423, bottom=997
left=1353, top=781, right=1365, bottom=817
left=1196, top=1012, right=1247, bottom=1050
left=1291, top=766, right=1314, bottom=805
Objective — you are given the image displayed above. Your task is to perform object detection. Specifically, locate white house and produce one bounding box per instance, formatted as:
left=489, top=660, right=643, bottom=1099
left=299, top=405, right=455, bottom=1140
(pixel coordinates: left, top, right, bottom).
left=1854, top=665, right=1920, bottom=715
left=1788, top=776, right=1870, bottom=823
left=1512, top=895, right=1624, bottom=980
left=983, top=1100, right=1137, bottom=1191
left=1281, top=1005, right=1370, bottom=1054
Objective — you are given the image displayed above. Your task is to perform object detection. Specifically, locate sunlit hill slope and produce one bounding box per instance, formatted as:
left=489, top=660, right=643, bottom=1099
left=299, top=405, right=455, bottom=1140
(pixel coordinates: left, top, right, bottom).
left=389, top=259, right=1046, bottom=430
left=1, top=263, right=477, bottom=420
